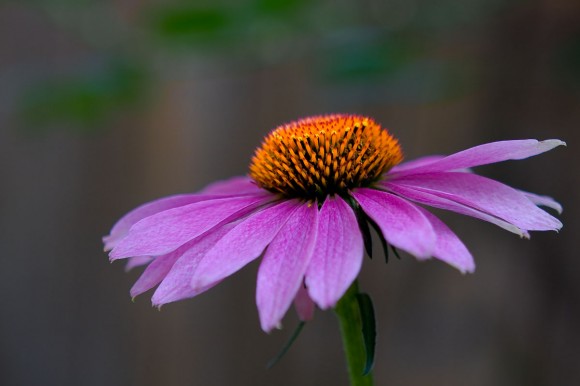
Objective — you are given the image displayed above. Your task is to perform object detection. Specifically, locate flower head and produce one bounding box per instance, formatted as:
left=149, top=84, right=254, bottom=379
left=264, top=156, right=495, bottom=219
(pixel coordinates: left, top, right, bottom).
left=249, top=115, right=402, bottom=199
left=104, top=114, right=564, bottom=332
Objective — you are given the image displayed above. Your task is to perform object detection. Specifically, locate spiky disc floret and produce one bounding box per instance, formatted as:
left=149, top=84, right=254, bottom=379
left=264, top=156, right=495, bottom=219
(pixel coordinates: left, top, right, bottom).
left=249, top=114, right=403, bottom=199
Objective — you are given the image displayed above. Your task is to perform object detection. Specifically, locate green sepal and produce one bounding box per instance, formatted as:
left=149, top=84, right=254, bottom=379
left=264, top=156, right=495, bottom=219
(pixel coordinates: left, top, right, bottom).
left=365, top=216, right=390, bottom=263
left=356, top=293, right=376, bottom=375
left=346, top=196, right=373, bottom=259
left=391, top=245, right=401, bottom=260
left=266, top=321, right=306, bottom=369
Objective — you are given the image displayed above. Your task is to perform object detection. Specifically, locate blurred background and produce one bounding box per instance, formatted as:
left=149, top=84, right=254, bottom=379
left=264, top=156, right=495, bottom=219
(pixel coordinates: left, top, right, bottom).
left=1, top=0, right=579, bottom=385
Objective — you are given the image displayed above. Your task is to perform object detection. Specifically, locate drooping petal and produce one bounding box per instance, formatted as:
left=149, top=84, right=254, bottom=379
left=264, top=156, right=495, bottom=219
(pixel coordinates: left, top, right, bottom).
left=414, top=207, right=475, bottom=273
left=305, top=196, right=363, bottom=310
left=130, top=251, right=182, bottom=298
left=353, top=189, right=436, bottom=258
left=390, top=172, right=562, bottom=231
left=109, top=194, right=271, bottom=260
left=519, top=190, right=563, bottom=214
left=190, top=200, right=302, bottom=291
left=125, top=256, right=153, bottom=272
left=294, top=284, right=315, bottom=322
left=391, top=139, right=565, bottom=176
left=256, top=202, right=318, bottom=332
left=385, top=182, right=529, bottom=237
left=200, top=176, right=263, bottom=195
left=104, top=194, right=217, bottom=251
left=151, top=224, right=235, bottom=306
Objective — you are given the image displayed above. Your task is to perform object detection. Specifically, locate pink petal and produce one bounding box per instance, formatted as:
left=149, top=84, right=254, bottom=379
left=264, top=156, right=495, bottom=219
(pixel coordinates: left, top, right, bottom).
left=200, top=176, right=263, bottom=195
left=109, top=194, right=271, bottom=260
left=105, top=177, right=264, bottom=251
left=353, top=189, right=436, bottom=258
left=294, top=284, right=315, bottom=322
left=256, top=202, right=318, bottom=332
left=305, top=196, right=363, bottom=310
left=391, top=172, right=562, bottom=231
left=384, top=182, right=528, bottom=237
left=103, top=194, right=215, bottom=251
left=415, top=207, right=475, bottom=273
left=519, top=190, right=563, bottom=214
left=390, top=155, right=444, bottom=173
left=130, top=250, right=182, bottom=298
left=391, top=139, right=565, bottom=176
left=190, top=199, right=302, bottom=291
left=125, top=256, right=153, bottom=272
left=150, top=224, right=235, bottom=306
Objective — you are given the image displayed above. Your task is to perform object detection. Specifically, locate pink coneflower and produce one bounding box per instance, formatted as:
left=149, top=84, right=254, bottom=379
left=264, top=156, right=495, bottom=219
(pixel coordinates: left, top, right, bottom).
left=104, top=114, right=563, bottom=332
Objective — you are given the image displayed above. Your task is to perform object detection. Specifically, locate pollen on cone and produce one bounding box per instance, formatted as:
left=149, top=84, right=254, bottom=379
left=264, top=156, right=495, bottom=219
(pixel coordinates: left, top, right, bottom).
left=249, top=114, right=403, bottom=199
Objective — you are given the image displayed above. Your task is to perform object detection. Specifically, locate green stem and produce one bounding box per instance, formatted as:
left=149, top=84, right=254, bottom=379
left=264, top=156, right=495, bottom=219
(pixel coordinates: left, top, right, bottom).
left=335, top=281, right=375, bottom=386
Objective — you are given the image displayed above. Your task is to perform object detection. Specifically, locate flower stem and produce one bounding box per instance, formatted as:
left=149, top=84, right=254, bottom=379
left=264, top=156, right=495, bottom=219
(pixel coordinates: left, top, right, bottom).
left=335, top=281, right=375, bottom=386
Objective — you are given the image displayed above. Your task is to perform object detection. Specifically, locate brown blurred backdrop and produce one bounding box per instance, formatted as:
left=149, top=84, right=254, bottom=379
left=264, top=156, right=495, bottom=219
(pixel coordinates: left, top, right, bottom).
left=1, top=0, right=579, bottom=385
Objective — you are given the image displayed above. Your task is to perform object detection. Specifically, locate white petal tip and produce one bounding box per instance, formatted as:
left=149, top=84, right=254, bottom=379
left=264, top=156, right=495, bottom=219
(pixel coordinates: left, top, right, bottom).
left=541, top=139, right=566, bottom=148
left=416, top=251, right=434, bottom=260
left=432, top=257, right=475, bottom=275
left=547, top=205, right=564, bottom=215
left=461, top=266, right=476, bottom=274
left=109, top=250, right=122, bottom=259
left=414, top=254, right=433, bottom=262
left=102, top=235, right=119, bottom=251
left=261, top=322, right=282, bottom=334
left=316, top=300, right=337, bottom=311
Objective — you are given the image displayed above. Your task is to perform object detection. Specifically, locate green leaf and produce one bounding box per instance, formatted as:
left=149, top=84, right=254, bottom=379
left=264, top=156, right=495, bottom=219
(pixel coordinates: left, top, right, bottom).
left=356, top=293, right=376, bottom=376
left=20, top=60, right=147, bottom=132
left=253, top=0, right=306, bottom=15
left=151, top=6, right=232, bottom=42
